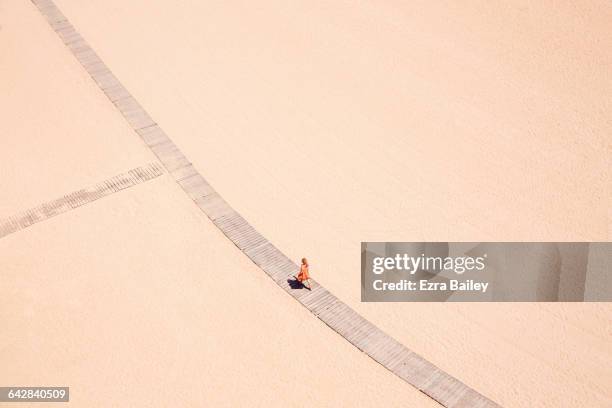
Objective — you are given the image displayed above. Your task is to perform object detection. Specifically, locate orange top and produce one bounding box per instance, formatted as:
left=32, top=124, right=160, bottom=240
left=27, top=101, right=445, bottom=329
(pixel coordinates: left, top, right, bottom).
left=297, top=264, right=310, bottom=282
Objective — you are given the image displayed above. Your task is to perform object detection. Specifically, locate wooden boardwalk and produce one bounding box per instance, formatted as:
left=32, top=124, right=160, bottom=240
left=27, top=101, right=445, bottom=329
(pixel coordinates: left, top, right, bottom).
left=30, top=1, right=501, bottom=406
left=0, top=163, right=164, bottom=239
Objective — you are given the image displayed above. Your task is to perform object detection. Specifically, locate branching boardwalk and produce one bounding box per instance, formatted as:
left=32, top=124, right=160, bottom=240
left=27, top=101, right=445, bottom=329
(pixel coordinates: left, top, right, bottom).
left=0, top=163, right=164, bottom=239
left=30, top=1, right=500, bottom=406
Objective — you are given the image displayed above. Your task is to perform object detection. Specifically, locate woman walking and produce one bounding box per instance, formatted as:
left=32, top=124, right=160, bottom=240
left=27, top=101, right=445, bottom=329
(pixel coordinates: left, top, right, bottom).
left=297, top=258, right=312, bottom=290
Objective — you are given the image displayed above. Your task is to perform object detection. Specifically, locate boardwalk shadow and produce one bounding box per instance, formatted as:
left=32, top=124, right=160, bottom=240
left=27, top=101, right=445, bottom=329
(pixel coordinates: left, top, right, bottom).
left=287, top=277, right=306, bottom=290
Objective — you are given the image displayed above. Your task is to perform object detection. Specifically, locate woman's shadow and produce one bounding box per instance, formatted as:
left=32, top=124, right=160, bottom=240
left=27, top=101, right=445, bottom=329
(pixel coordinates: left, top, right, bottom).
left=287, top=277, right=307, bottom=290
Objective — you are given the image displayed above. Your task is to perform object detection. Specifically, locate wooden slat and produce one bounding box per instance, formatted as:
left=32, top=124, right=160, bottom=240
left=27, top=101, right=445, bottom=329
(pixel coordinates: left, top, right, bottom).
left=30, top=1, right=501, bottom=406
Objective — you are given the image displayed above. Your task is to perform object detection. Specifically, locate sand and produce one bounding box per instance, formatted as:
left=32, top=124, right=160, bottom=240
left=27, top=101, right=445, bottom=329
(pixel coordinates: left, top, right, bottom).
left=2, top=0, right=611, bottom=406
left=47, top=0, right=611, bottom=406
left=0, top=1, right=436, bottom=406
left=0, top=0, right=157, bottom=216
left=0, top=176, right=440, bottom=406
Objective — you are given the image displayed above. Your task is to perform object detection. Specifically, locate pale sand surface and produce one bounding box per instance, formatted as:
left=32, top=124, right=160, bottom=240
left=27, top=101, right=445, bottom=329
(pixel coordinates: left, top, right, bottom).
left=49, top=0, right=612, bottom=406
left=0, top=0, right=157, bottom=216
left=0, top=176, right=438, bottom=407
left=1, top=2, right=438, bottom=406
